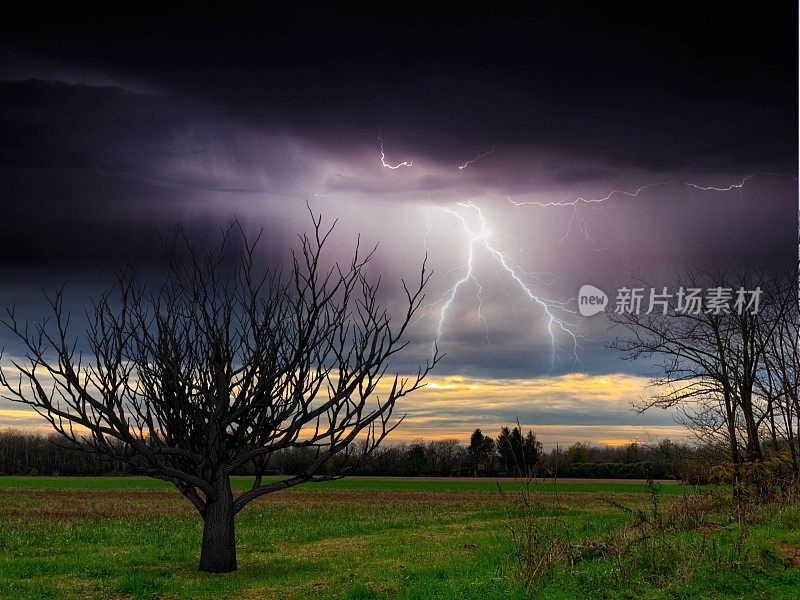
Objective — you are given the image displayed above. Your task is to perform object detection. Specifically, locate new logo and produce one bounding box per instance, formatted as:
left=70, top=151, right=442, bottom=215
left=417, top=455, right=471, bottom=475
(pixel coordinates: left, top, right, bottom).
left=578, top=284, right=608, bottom=317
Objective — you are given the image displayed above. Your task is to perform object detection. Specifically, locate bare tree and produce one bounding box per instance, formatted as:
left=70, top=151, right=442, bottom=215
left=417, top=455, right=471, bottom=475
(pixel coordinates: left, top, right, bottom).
left=610, top=267, right=787, bottom=488
left=757, top=269, right=800, bottom=474
left=0, top=213, right=438, bottom=572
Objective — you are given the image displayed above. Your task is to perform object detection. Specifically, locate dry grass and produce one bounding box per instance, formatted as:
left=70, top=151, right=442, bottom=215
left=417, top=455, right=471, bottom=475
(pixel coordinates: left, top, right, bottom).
left=0, top=486, right=661, bottom=522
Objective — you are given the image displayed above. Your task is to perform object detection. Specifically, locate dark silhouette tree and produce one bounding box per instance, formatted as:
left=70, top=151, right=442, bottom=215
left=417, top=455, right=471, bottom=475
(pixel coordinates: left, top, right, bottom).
left=624, top=443, right=640, bottom=464
left=523, top=429, right=543, bottom=468
left=497, top=424, right=541, bottom=475
left=611, top=267, right=792, bottom=492
left=756, top=271, right=800, bottom=476
left=408, top=442, right=427, bottom=475
left=0, top=214, right=438, bottom=573
left=497, top=426, right=514, bottom=473
left=467, top=428, right=495, bottom=474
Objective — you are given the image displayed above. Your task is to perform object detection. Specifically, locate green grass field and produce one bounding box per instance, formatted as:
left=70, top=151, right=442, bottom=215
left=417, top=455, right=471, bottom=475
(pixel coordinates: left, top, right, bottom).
left=0, top=475, right=688, bottom=494
left=0, top=476, right=798, bottom=599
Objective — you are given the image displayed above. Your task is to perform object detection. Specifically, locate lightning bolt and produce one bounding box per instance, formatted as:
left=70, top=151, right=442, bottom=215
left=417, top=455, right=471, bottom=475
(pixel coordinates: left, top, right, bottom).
left=557, top=204, right=606, bottom=251
left=434, top=202, right=582, bottom=367
left=505, top=182, right=670, bottom=250
left=372, top=131, right=790, bottom=370
left=507, top=181, right=671, bottom=207
left=432, top=228, right=476, bottom=348
left=684, top=172, right=790, bottom=192
left=458, top=146, right=496, bottom=170
left=685, top=174, right=754, bottom=191
left=378, top=136, right=413, bottom=169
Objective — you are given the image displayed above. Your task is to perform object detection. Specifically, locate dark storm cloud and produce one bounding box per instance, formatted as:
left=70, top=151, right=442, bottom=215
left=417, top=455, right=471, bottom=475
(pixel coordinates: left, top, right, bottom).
left=1, top=3, right=794, bottom=232
left=2, top=3, right=796, bottom=176
left=326, top=172, right=453, bottom=195
left=0, top=77, right=316, bottom=264
left=0, top=81, right=183, bottom=171
left=550, top=167, right=618, bottom=185
left=0, top=3, right=796, bottom=390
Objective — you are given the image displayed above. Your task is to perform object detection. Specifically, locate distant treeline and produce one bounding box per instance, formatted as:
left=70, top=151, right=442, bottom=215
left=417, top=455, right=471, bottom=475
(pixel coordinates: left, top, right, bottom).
left=350, top=428, right=689, bottom=480
left=0, top=426, right=700, bottom=480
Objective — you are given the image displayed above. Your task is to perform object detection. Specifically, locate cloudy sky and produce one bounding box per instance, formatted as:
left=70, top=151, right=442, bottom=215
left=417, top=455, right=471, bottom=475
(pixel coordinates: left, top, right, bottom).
left=0, top=4, right=797, bottom=445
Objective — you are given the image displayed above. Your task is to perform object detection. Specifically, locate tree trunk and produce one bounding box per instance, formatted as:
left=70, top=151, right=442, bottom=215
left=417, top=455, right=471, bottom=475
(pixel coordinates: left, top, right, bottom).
left=199, top=475, right=237, bottom=573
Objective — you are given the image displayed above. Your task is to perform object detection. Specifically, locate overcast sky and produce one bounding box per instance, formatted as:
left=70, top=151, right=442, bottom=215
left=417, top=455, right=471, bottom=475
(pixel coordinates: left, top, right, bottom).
left=0, top=4, right=797, bottom=444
